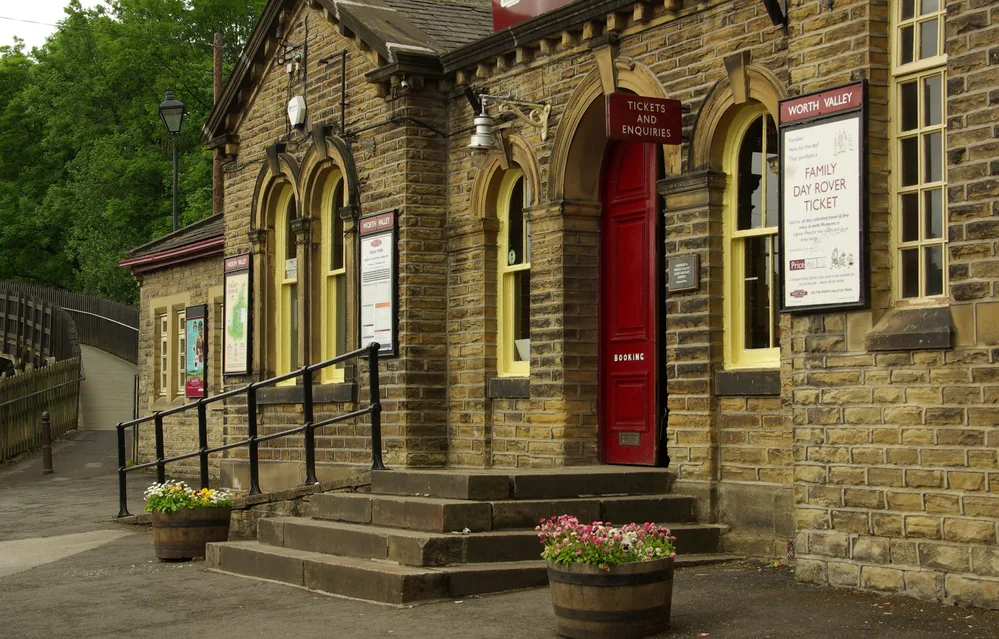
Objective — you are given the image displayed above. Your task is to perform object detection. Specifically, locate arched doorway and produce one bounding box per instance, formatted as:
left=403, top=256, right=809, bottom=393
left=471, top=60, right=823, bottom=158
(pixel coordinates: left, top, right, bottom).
left=599, top=140, right=661, bottom=466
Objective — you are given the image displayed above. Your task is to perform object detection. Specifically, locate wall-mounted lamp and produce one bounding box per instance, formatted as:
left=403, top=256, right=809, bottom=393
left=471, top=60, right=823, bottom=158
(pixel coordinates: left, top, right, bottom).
left=287, top=95, right=307, bottom=129
left=467, top=94, right=551, bottom=152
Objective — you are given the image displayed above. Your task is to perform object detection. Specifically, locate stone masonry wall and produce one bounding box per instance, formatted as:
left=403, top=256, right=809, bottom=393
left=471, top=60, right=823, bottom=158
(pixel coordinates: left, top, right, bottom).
left=789, top=0, right=999, bottom=609
left=136, top=255, right=224, bottom=478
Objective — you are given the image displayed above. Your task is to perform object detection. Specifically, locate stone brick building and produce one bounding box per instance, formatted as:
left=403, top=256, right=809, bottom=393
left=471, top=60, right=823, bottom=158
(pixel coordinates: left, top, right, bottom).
left=123, top=0, right=999, bottom=608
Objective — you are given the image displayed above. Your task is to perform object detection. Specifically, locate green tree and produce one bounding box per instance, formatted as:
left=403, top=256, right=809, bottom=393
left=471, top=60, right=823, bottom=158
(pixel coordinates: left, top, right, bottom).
left=0, top=0, right=266, bottom=302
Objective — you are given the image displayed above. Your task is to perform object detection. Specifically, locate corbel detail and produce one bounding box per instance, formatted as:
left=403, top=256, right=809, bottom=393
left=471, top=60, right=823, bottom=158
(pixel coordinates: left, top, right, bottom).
left=724, top=51, right=750, bottom=105
left=590, top=33, right=621, bottom=96
left=290, top=217, right=313, bottom=246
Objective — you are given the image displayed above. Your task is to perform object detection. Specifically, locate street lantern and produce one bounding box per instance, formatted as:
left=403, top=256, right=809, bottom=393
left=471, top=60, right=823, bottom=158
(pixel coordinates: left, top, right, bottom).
left=158, top=89, right=185, bottom=231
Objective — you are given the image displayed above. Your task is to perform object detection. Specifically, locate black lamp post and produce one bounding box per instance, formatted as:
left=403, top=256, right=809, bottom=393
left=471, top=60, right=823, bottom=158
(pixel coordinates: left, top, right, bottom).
left=159, top=89, right=185, bottom=231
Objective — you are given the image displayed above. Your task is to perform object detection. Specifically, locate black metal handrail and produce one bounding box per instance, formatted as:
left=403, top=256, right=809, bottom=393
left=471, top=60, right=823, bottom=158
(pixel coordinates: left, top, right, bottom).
left=115, top=343, right=384, bottom=518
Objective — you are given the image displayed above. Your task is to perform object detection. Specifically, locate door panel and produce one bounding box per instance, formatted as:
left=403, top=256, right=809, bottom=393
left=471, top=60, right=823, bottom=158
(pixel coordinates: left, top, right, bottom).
left=600, top=141, right=659, bottom=466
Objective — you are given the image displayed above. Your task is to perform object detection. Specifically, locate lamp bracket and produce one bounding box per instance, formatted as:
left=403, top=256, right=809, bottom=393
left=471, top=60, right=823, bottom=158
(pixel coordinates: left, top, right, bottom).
left=479, top=94, right=551, bottom=141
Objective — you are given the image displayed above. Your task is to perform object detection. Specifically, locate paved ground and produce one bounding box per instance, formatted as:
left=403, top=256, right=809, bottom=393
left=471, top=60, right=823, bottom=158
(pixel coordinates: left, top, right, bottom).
left=3, top=430, right=999, bottom=639
left=79, top=344, right=137, bottom=431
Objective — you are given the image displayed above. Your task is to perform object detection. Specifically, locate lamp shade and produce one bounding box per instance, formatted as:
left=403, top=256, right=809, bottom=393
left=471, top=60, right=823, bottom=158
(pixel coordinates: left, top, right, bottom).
left=159, top=89, right=185, bottom=135
left=468, top=114, right=495, bottom=151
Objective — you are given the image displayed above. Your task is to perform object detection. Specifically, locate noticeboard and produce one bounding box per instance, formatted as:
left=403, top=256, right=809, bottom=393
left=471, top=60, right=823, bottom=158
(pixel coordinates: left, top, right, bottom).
left=223, top=253, right=252, bottom=376
left=185, top=305, right=208, bottom=398
left=359, top=210, right=398, bottom=357
left=779, top=81, right=869, bottom=313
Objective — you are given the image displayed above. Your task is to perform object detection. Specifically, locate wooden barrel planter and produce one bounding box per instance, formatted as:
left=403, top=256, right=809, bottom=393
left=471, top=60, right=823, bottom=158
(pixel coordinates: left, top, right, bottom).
left=547, top=557, right=674, bottom=639
left=151, top=506, right=232, bottom=561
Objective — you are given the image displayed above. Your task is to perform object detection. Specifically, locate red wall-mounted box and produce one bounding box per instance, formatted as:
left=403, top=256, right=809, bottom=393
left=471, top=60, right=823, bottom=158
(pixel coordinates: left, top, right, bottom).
left=492, top=0, right=576, bottom=31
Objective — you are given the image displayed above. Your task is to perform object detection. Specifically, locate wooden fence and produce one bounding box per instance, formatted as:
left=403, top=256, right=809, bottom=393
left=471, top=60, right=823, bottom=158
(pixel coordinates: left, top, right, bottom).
left=1, top=282, right=138, bottom=364
left=0, top=358, right=82, bottom=462
left=1, top=287, right=81, bottom=370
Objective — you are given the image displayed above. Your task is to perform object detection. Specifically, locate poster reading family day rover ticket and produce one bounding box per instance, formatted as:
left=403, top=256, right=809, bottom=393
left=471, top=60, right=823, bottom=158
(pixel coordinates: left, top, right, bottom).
left=779, top=82, right=868, bottom=312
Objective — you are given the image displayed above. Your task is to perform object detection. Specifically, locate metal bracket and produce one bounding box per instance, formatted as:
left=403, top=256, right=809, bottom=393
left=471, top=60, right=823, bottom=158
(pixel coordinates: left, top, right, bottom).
left=480, top=94, right=551, bottom=141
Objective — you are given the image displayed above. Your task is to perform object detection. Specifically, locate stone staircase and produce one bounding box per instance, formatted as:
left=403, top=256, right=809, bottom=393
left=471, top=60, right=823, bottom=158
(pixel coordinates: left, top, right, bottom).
left=206, top=467, right=732, bottom=604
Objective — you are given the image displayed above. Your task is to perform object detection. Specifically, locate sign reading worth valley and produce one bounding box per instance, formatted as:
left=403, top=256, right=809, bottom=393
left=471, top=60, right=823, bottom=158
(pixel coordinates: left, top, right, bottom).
left=360, top=211, right=397, bottom=356
left=605, top=93, right=682, bottom=145
left=779, top=82, right=867, bottom=312
left=223, top=253, right=252, bottom=376
left=185, top=305, right=207, bottom=398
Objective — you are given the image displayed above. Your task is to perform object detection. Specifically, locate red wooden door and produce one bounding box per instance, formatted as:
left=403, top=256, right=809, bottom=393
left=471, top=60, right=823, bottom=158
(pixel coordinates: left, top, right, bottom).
left=600, top=141, right=659, bottom=466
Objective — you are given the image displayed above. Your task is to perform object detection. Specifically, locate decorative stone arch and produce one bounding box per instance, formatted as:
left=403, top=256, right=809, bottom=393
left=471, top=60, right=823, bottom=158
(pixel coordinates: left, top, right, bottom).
left=470, top=133, right=543, bottom=221
left=299, top=133, right=362, bottom=217
left=549, top=59, right=681, bottom=202
left=688, top=65, right=787, bottom=172
left=251, top=148, right=302, bottom=232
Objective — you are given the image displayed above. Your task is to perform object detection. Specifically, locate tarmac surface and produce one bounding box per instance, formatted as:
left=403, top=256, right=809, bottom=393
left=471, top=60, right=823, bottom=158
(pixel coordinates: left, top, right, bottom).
left=2, top=430, right=999, bottom=639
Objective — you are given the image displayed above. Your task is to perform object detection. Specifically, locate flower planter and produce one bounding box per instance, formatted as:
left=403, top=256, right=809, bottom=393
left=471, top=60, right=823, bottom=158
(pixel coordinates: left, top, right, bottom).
left=546, top=556, right=674, bottom=639
left=151, top=506, right=232, bottom=560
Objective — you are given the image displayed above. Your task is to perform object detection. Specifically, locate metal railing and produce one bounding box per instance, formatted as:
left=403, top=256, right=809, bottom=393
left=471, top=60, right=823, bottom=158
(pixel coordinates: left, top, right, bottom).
left=115, top=343, right=385, bottom=518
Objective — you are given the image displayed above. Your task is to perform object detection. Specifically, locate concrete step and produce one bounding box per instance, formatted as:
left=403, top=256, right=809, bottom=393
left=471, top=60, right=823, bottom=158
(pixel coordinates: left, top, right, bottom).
left=258, top=517, right=724, bottom=566
left=369, top=467, right=674, bottom=500
left=311, top=492, right=696, bottom=533
left=207, top=541, right=741, bottom=604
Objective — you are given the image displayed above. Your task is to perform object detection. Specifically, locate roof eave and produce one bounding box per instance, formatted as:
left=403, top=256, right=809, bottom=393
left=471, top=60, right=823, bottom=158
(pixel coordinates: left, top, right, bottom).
left=119, top=237, right=226, bottom=274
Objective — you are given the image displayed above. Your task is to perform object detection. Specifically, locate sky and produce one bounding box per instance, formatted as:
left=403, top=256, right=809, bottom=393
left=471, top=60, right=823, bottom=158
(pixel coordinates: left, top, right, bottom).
left=1, top=0, right=104, bottom=51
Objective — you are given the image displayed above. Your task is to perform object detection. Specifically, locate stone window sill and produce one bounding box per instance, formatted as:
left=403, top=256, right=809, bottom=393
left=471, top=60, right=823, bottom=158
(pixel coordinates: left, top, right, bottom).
left=257, top=382, right=356, bottom=405
left=714, top=369, right=780, bottom=396
left=487, top=377, right=530, bottom=399
left=864, top=306, right=952, bottom=352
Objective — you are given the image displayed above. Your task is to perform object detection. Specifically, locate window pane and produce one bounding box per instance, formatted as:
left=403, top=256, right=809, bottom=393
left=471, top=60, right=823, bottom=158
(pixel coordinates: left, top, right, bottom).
left=901, top=193, right=920, bottom=242
left=743, top=236, right=771, bottom=350
left=513, top=270, right=531, bottom=362
left=924, top=245, right=944, bottom=296
left=900, top=26, right=914, bottom=65
left=765, top=115, right=779, bottom=227
left=286, top=198, right=297, bottom=260
left=771, top=237, right=781, bottom=348
left=919, top=19, right=938, bottom=60
left=901, top=249, right=920, bottom=298
left=334, top=273, right=347, bottom=368
left=900, top=137, right=919, bottom=186
left=920, top=0, right=937, bottom=15
left=900, top=81, right=918, bottom=131
left=507, top=178, right=525, bottom=265
left=289, top=284, right=298, bottom=370
left=923, top=75, right=942, bottom=126
left=737, top=117, right=765, bottom=231
left=924, top=189, right=943, bottom=239
left=901, top=0, right=915, bottom=19
left=332, top=182, right=344, bottom=270
left=924, top=132, right=942, bottom=183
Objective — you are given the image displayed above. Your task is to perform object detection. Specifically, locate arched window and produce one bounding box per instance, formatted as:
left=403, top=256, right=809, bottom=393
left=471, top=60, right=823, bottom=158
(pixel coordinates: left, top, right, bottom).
left=724, top=106, right=780, bottom=368
left=497, top=168, right=531, bottom=376
left=320, top=174, right=348, bottom=382
left=273, top=186, right=298, bottom=376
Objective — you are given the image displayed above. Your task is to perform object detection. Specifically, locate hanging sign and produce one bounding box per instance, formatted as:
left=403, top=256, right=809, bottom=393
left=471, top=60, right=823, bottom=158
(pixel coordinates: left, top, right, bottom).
left=779, top=81, right=868, bottom=313
left=360, top=210, right=398, bottom=357
left=184, top=304, right=208, bottom=398
left=223, top=253, right=252, bottom=376
left=605, top=93, right=683, bottom=145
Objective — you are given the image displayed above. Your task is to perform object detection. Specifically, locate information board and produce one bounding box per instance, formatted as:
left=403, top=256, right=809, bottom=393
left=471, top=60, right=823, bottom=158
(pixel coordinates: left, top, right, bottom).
left=185, top=304, right=207, bottom=398
left=359, top=211, right=397, bottom=356
left=223, top=253, right=252, bottom=376
left=668, top=254, right=700, bottom=293
left=779, top=82, right=868, bottom=312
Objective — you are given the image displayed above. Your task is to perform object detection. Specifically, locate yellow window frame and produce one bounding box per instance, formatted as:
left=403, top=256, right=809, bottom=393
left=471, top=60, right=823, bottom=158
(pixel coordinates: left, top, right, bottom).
left=320, top=171, right=348, bottom=383
left=723, top=104, right=780, bottom=370
left=890, top=0, right=948, bottom=303
left=176, top=310, right=186, bottom=397
left=273, top=186, right=298, bottom=381
left=497, top=168, right=530, bottom=377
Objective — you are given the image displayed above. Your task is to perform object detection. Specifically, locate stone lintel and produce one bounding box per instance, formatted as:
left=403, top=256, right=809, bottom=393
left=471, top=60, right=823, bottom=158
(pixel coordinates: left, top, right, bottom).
left=487, top=376, right=530, bottom=399
left=864, top=306, right=953, bottom=352
left=714, top=369, right=780, bottom=396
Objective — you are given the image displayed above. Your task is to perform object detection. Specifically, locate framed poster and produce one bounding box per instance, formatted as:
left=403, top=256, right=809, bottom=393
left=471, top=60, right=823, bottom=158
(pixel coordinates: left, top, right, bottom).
left=184, top=304, right=207, bottom=398
left=359, top=210, right=398, bottom=357
left=779, top=81, right=869, bottom=313
left=223, top=253, right=252, bottom=376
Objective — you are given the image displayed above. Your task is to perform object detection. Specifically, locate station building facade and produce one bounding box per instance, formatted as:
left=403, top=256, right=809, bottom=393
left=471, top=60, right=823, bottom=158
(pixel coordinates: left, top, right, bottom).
left=123, top=0, right=999, bottom=607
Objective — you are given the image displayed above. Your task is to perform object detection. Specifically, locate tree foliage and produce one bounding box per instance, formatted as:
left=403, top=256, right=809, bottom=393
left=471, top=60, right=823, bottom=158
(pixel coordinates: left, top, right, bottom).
left=0, top=0, right=266, bottom=302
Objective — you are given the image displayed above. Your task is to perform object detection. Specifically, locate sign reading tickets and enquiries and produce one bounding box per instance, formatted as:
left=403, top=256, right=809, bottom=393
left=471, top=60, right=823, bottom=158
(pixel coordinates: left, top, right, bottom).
left=359, top=210, right=397, bottom=356
left=223, top=253, right=252, bottom=376
left=605, top=93, right=683, bottom=145
left=185, top=304, right=207, bottom=398
left=779, top=81, right=868, bottom=313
